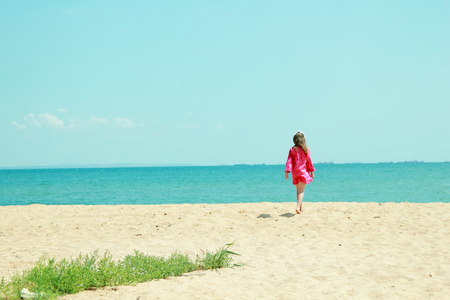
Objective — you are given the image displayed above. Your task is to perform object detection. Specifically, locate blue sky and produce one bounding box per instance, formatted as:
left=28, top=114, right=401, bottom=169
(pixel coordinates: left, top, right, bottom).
left=1, top=0, right=449, bottom=167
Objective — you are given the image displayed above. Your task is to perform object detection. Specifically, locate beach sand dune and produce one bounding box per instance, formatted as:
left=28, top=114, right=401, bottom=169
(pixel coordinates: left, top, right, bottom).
left=1, top=202, right=449, bottom=299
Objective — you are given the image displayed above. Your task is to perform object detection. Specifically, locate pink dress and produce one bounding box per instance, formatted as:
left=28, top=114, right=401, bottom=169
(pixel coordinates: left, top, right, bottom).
left=285, top=146, right=315, bottom=184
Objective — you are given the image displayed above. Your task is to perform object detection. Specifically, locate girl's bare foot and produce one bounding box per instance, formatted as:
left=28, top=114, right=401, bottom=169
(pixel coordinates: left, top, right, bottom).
left=295, top=208, right=301, bottom=214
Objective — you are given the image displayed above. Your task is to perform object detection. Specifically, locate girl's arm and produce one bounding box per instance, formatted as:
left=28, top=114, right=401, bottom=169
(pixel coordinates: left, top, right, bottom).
left=285, top=149, right=292, bottom=180
left=306, top=151, right=315, bottom=173
left=285, top=149, right=293, bottom=173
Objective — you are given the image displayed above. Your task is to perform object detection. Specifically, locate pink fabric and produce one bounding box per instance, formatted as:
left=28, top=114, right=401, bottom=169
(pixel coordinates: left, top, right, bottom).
left=285, top=146, right=315, bottom=184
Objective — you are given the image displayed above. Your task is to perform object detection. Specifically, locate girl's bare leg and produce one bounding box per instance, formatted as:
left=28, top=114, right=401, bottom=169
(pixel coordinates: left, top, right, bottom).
left=295, top=182, right=306, bottom=214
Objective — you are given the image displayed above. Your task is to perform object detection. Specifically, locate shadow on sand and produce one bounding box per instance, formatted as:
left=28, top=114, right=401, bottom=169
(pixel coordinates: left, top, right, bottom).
left=256, top=212, right=296, bottom=219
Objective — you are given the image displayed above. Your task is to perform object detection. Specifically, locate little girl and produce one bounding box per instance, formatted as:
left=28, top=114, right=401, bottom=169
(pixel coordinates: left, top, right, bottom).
left=285, top=131, right=315, bottom=214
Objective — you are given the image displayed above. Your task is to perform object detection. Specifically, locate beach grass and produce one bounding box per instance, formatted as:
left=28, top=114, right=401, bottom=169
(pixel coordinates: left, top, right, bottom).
left=0, top=243, right=238, bottom=300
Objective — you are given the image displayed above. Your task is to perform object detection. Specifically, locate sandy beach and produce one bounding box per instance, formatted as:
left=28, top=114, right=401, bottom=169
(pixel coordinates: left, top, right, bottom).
left=1, top=202, right=449, bottom=299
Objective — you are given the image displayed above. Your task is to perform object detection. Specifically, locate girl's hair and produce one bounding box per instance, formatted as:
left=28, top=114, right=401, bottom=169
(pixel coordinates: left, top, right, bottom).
left=293, top=131, right=309, bottom=154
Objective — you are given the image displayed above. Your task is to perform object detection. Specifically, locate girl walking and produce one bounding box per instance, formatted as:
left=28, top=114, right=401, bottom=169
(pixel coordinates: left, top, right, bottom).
left=285, top=131, right=315, bottom=214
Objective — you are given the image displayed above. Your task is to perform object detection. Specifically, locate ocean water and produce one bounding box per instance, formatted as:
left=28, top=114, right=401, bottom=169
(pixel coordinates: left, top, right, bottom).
left=0, top=163, right=449, bottom=206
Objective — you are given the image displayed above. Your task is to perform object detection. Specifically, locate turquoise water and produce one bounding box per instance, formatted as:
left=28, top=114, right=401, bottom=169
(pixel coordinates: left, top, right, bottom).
left=0, top=163, right=449, bottom=206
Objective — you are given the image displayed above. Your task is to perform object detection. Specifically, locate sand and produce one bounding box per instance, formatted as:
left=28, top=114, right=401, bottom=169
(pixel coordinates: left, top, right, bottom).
left=1, top=202, right=449, bottom=299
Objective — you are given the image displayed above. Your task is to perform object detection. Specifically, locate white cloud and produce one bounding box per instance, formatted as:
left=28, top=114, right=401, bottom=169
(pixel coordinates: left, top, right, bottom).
left=218, top=124, right=226, bottom=130
left=24, top=113, right=40, bottom=127
left=14, top=112, right=137, bottom=130
left=24, top=113, right=65, bottom=129
left=113, top=118, right=135, bottom=128
left=68, top=116, right=109, bottom=129
left=11, top=121, right=26, bottom=129
left=68, top=118, right=88, bottom=129
left=90, top=116, right=109, bottom=124
left=57, top=108, right=68, bottom=113
left=41, top=113, right=65, bottom=128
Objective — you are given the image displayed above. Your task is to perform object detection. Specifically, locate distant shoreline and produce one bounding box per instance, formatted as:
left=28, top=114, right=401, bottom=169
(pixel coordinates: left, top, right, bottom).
left=1, top=161, right=449, bottom=171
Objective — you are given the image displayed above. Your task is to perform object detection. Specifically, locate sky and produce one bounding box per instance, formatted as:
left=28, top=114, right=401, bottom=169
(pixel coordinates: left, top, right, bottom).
left=1, top=0, right=449, bottom=168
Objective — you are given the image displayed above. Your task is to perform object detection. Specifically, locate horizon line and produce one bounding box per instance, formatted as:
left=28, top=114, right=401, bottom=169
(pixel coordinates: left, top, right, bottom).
left=1, top=160, right=449, bottom=170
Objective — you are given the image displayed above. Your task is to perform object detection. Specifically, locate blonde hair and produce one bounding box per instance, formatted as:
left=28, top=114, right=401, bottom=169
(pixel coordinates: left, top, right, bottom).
left=293, top=131, right=309, bottom=154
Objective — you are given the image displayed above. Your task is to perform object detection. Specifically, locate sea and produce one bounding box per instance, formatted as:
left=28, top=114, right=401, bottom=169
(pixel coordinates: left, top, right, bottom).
left=0, top=163, right=449, bottom=206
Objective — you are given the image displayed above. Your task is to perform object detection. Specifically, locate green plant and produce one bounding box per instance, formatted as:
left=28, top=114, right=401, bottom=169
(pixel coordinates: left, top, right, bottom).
left=0, top=244, right=239, bottom=300
left=197, top=242, right=241, bottom=270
